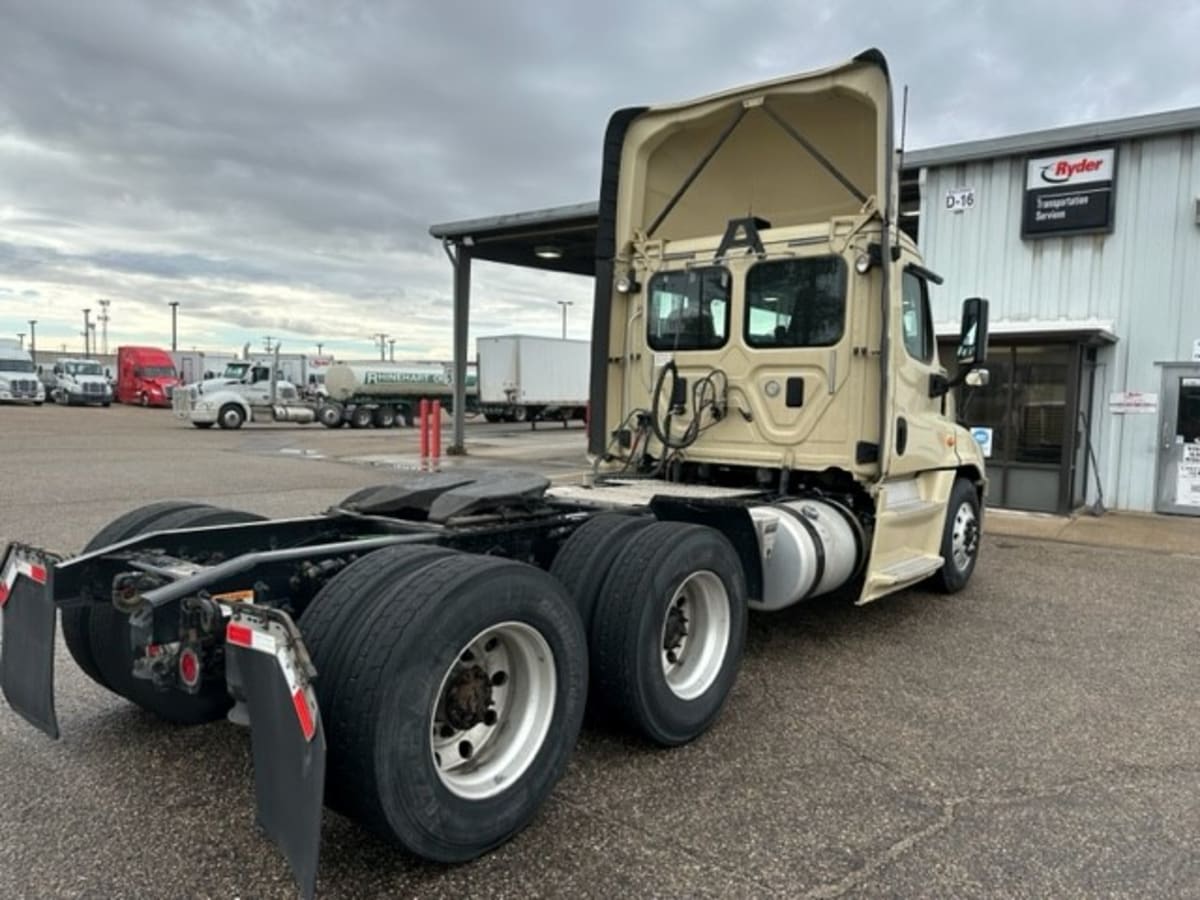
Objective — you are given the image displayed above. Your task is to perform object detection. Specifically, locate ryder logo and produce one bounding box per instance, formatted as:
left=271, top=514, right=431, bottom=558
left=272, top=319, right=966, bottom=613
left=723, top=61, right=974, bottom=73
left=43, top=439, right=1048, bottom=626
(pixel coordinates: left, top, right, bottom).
left=1039, top=156, right=1106, bottom=184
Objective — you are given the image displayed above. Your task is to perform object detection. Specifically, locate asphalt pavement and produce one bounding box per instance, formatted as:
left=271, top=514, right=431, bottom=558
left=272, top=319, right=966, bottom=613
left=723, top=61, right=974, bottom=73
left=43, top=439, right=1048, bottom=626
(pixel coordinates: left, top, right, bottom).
left=1, top=403, right=1197, bottom=898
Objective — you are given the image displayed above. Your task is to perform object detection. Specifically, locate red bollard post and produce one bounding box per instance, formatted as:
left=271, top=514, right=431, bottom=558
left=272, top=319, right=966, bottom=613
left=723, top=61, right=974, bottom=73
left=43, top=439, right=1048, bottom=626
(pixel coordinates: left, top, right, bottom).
left=431, top=401, right=442, bottom=460
left=419, top=398, right=430, bottom=458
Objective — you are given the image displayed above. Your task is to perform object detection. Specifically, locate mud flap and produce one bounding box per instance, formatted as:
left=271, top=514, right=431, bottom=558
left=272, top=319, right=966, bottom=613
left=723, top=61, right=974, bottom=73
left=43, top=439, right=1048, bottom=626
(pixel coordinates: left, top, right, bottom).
left=0, top=545, right=59, bottom=739
left=224, top=607, right=325, bottom=900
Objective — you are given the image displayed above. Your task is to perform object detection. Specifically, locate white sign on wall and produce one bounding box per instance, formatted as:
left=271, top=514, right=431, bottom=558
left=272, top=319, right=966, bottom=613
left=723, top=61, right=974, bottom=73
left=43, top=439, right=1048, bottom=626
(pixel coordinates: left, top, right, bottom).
left=944, top=188, right=976, bottom=213
left=969, top=426, right=993, bottom=458
left=1108, top=391, right=1158, bottom=415
left=1192, top=338, right=1200, bottom=362
left=1177, top=444, right=1200, bottom=507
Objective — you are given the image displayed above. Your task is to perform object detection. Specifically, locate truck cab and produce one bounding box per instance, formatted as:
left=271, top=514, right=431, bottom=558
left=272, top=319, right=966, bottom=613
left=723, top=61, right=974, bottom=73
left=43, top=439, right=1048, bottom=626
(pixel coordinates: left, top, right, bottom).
left=0, top=340, right=44, bottom=405
left=116, top=346, right=179, bottom=407
left=51, top=358, right=113, bottom=406
left=587, top=49, right=989, bottom=603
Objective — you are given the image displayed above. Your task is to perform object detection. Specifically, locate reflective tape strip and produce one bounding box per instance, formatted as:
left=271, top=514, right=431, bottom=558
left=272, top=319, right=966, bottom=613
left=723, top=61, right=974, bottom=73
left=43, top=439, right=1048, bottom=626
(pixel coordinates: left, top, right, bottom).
left=225, top=621, right=277, bottom=654
left=0, top=556, right=48, bottom=608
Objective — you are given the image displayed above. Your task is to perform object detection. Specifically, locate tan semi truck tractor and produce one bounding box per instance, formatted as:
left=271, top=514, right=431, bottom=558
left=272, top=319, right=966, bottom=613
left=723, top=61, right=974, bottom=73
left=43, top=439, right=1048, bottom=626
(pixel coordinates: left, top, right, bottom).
left=0, top=50, right=987, bottom=898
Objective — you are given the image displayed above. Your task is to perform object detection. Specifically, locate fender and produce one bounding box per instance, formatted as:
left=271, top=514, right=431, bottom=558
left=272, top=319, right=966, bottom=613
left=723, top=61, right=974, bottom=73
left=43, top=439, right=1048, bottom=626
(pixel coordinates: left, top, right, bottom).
left=199, top=389, right=253, bottom=419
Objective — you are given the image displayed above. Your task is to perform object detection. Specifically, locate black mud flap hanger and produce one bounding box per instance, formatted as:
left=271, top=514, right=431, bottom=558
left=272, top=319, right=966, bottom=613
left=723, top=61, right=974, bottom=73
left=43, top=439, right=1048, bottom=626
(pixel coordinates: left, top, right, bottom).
left=0, top=544, right=61, bottom=739
left=224, top=604, right=326, bottom=900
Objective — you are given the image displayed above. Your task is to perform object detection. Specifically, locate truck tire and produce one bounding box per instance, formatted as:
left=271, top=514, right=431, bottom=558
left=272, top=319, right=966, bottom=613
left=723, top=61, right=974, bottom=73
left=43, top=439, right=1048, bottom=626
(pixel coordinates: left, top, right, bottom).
left=484, top=413, right=502, bottom=423
left=217, top=403, right=245, bottom=430
left=317, top=403, right=344, bottom=428
left=509, top=406, right=527, bottom=423
left=590, top=522, right=747, bottom=746
left=549, top=512, right=653, bottom=633
left=928, top=478, right=982, bottom=594
left=350, top=406, right=373, bottom=429
left=139, top=392, right=149, bottom=407
left=324, top=553, right=586, bottom=861
left=192, top=422, right=213, bottom=429
left=63, top=501, right=216, bottom=691
left=299, top=544, right=460, bottom=815
left=87, top=506, right=265, bottom=724
left=373, top=406, right=397, bottom=428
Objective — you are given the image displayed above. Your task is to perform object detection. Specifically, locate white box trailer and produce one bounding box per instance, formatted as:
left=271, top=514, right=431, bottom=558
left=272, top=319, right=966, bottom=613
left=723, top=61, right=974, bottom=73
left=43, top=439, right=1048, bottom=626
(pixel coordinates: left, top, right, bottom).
left=477, top=335, right=589, bottom=423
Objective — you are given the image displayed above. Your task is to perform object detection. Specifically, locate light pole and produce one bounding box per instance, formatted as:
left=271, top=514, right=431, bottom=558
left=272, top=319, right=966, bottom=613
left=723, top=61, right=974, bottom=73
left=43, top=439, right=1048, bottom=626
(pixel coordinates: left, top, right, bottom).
left=28, top=320, right=36, bottom=363
left=82, top=308, right=92, bottom=355
left=168, top=301, right=179, bottom=351
left=316, top=343, right=323, bottom=356
left=16, top=332, right=25, bottom=350
left=89, top=323, right=97, bottom=357
left=372, top=333, right=387, bottom=361
left=263, top=336, right=276, bottom=354
left=388, top=339, right=396, bottom=362
left=556, top=300, right=573, bottom=340
left=98, top=299, right=111, bottom=355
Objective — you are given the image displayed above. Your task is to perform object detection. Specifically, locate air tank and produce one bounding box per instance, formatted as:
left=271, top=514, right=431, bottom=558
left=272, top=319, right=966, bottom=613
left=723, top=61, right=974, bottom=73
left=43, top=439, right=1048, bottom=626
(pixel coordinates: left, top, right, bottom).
left=324, top=362, right=451, bottom=403
left=748, top=498, right=865, bottom=611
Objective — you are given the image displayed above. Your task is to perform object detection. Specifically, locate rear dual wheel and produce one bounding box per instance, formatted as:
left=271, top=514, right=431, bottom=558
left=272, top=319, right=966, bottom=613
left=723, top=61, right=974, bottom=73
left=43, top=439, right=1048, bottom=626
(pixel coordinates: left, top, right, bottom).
left=552, top=518, right=748, bottom=746
left=300, top=549, right=586, bottom=861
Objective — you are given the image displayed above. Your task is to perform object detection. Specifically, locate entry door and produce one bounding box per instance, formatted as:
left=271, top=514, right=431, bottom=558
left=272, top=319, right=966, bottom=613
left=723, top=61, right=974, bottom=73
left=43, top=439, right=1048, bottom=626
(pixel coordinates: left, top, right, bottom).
left=1156, top=366, right=1200, bottom=515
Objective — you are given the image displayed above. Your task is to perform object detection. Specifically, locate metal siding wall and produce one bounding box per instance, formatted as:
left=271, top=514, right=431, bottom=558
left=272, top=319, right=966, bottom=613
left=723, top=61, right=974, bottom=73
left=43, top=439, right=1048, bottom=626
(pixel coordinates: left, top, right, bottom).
left=919, top=129, right=1200, bottom=511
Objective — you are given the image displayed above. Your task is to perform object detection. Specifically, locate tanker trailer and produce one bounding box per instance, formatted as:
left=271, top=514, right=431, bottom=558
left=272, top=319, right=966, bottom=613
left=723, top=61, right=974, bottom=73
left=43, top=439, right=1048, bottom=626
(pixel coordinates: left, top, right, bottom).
left=318, top=361, right=453, bottom=428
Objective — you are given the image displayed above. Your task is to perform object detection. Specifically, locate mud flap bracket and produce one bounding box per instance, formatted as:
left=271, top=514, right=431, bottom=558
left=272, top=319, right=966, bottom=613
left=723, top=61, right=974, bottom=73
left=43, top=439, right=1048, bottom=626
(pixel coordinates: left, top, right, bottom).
left=224, top=605, right=325, bottom=900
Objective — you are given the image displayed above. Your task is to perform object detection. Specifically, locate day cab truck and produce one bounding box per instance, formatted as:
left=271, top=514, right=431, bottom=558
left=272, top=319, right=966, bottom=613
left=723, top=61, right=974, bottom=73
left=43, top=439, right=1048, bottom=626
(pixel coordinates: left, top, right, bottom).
left=115, top=345, right=180, bottom=407
left=0, top=50, right=989, bottom=899
left=50, top=358, right=113, bottom=406
left=0, top=338, right=44, bottom=405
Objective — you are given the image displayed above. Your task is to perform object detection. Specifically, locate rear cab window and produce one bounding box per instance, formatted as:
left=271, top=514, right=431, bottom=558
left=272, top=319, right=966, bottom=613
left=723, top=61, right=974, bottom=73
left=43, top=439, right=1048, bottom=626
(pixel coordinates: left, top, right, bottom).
left=744, top=256, right=846, bottom=348
left=647, top=267, right=730, bottom=351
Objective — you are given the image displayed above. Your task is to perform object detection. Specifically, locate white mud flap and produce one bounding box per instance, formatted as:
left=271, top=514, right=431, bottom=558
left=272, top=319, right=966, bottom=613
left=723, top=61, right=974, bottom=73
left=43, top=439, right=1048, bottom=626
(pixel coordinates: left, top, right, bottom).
left=0, top=544, right=60, bottom=739
left=224, top=605, right=326, bottom=900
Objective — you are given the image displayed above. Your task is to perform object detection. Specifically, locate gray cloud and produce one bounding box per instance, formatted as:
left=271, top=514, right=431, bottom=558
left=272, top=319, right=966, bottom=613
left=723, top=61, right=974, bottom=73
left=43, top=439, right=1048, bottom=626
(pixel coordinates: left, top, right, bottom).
left=1, top=0, right=1197, bottom=355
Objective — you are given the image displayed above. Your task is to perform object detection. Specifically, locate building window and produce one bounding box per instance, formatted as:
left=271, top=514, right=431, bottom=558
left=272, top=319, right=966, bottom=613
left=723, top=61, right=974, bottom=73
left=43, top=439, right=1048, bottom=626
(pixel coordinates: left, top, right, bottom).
left=901, top=271, right=935, bottom=363
left=744, top=256, right=846, bottom=348
left=647, top=267, right=730, bottom=351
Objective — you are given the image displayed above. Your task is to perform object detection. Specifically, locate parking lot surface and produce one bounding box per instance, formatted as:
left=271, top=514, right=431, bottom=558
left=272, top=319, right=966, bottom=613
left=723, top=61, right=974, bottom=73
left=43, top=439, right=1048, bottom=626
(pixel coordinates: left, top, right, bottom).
left=1, top=404, right=1197, bottom=898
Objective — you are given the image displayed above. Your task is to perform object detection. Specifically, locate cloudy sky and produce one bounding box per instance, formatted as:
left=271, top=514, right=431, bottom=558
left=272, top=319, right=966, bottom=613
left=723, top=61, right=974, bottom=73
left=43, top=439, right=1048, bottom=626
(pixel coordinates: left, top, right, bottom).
left=1, top=0, right=1197, bottom=361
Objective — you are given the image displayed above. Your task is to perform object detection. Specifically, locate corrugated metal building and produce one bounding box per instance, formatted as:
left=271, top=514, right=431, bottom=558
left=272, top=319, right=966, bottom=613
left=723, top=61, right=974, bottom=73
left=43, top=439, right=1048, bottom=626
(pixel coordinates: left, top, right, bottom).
left=909, top=108, right=1200, bottom=514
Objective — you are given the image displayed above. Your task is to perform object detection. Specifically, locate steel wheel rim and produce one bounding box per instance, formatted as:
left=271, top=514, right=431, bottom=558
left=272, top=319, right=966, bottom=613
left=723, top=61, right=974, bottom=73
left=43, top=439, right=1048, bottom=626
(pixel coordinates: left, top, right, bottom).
left=659, top=570, right=730, bottom=701
left=951, top=501, right=978, bottom=572
left=221, top=408, right=240, bottom=428
left=430, top=621, right=556, bottom=800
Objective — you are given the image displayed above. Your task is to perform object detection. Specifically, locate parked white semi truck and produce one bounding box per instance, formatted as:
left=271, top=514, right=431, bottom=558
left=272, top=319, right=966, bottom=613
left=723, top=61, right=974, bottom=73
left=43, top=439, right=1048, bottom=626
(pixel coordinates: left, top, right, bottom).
left=50, top=358, right=113, bottom=406
left=0, top=51, right=990, bottom=899
left=477, top=334, right=589, bottom=423
left=0, top=339, right=44, bottom=405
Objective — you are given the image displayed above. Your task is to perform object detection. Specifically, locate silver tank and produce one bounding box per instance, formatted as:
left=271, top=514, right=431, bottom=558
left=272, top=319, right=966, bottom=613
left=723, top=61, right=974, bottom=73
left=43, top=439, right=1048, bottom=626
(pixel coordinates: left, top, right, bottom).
left=748, top=498, right=864, bottom=611
left=324, top=362, right=451, bottom=403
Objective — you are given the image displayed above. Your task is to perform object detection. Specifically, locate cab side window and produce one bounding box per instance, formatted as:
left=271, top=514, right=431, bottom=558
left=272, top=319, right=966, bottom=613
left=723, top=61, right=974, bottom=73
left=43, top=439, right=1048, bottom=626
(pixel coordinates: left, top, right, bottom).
left=901, top=271, right=935, bottom=363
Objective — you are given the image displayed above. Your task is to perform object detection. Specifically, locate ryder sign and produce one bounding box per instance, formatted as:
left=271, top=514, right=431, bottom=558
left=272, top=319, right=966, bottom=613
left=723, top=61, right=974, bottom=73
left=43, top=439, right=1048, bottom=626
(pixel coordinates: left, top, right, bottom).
left=1022, top=147, right=1116, bottom=237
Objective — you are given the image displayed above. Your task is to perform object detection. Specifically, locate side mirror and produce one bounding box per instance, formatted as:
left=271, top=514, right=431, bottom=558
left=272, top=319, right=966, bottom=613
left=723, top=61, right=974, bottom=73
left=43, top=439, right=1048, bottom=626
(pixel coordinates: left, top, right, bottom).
left=105, top=368, right=112, bottom=378
left=965, top=369, right=990, bottom=388
left=956, top=297, right=990, bottom=367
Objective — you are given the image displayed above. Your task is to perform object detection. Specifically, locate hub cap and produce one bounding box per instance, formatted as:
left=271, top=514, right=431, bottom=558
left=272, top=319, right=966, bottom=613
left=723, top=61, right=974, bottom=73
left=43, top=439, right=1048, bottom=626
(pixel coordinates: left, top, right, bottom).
left=659, top=570, right=730, bottom=701
left=430, top=621, right=556, bottom=800
left=951, top=502, right=979, bottom=572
